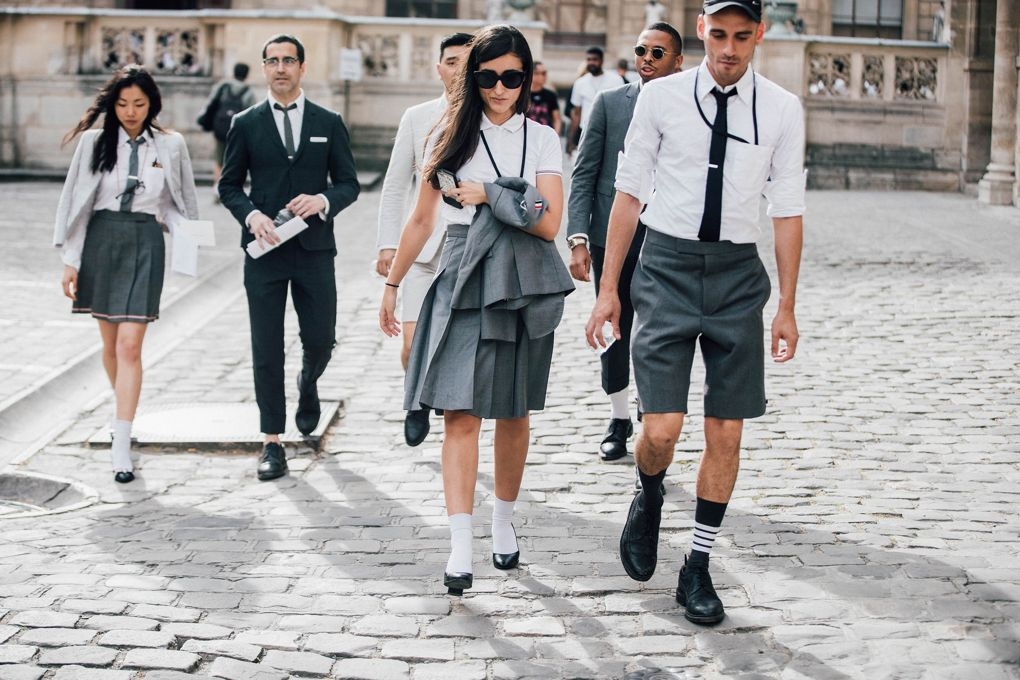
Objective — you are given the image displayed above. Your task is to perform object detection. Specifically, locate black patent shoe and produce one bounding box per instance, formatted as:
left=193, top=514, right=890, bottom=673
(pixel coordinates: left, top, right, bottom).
left=492, top=524, right=520, bottom=570
left=295, top=371, right=321, bottom=436
left=619, top=490, right=662, bottom=582
left=676, top=556, right=725, bottom=625
left=257, top=442, right=288, bottom=481
left=404, top=408, right=430, bottom=447
left=114, top=471, right=134, bottom=484
left=599, top=418, right=633, bottom=461
left=443, top=571, right=473, bottom=595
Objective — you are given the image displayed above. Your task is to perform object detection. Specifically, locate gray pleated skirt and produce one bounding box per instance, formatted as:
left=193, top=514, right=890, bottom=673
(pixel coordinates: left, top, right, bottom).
left=73, top=210, right=165, bottom=323
left=404, top=224, right=555, bottom=420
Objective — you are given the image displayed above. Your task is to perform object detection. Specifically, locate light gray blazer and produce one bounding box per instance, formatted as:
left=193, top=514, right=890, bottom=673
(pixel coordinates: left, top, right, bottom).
left=567, top=81, right=640, bottom=248
left=53, top=128, right=199, bottom=268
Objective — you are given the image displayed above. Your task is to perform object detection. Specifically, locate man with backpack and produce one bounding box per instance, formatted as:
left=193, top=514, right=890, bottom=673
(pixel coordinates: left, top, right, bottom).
left=198, top=63, right=257, bottom=194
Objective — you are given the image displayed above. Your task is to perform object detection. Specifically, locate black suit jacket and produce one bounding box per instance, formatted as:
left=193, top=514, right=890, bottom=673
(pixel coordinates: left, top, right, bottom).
left=219, top=98, right=360, bottom=251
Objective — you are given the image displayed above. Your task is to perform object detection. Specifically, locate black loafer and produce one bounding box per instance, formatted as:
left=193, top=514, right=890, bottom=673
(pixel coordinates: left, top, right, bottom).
left=257, top=442, right=288, bottom=481
left=676, top=557, right=725, bottom=625
left=114, top=471, right=134, bottom=484
left=619, top=490, right=662, bottom=582
left=443, top=571, right=473, bottom=595
left=404, top=409, right=430, bottom=447
left=295, top=371, right=321, bottom=436
left=599, top=418, right=633, bottom=461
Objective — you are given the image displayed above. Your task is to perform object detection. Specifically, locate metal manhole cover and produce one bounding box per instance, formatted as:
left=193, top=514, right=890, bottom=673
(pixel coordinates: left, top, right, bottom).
left=0, top=471, right=99, bottom=519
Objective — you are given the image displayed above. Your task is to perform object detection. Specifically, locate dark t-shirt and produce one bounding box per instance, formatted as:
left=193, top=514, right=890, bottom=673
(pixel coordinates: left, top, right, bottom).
left=526, top=88, right=560, bottom=129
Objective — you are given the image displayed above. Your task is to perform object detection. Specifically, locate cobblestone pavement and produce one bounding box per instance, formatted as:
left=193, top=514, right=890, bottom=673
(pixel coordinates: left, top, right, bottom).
left=1, top=180, right=1019, bottom=679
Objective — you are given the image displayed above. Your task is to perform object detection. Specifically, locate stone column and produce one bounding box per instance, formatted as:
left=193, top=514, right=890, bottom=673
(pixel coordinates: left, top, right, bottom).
left=978, top=0, right=1019, bottom=205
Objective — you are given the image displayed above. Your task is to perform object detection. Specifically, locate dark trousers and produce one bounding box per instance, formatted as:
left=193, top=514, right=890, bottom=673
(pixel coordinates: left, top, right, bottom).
left=590, top=221, right=646, bottom=395
left=243, top=239, right=337, bottom=434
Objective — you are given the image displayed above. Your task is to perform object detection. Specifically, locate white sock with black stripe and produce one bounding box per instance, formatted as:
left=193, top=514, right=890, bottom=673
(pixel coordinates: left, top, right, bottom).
left=689, top=497, right=728, bottom=566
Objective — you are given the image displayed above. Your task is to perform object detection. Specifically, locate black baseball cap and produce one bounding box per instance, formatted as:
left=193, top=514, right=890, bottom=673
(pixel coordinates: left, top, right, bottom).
left=703, top=0, right=762, bottom=22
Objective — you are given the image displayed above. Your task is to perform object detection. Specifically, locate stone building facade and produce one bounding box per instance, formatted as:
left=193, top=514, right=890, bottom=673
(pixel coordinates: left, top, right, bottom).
left=0, top=0, right=1016, bottom=205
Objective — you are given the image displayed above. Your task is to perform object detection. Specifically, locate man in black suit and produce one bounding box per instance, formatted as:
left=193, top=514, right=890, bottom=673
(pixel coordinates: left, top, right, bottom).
left=567, top=23, right=683, bottom=461
left=219, top=34, right=360, bottom=481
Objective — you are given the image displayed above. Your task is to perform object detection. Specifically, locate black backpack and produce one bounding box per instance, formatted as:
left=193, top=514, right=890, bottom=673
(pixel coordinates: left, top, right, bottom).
left=212, top=84, right=248, bottom=142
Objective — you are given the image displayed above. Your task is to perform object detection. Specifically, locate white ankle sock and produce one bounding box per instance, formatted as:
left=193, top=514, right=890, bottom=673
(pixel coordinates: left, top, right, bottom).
left=446, top=513, right=473, bottom=574
left=609, top=389, right=630, bottom=420
left=491, top=497, right=518, bottom=554
left=111, top=419, right=133, bottom=472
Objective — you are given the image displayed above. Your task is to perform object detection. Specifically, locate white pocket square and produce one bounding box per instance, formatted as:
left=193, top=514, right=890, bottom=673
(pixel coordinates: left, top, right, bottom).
left=310, top=136, right=328, bottom=143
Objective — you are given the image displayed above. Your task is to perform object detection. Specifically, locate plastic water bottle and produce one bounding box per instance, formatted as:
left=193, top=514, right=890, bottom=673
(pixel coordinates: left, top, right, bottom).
left=593, top=321, right=616, bottom=357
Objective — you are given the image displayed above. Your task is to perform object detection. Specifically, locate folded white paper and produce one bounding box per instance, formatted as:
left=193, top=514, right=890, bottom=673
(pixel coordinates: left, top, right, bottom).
left=177, top=219, right=216, bottom=247
left=245, top=216, right=309, bottom=259
left=171, top=231, right=199, bottom=277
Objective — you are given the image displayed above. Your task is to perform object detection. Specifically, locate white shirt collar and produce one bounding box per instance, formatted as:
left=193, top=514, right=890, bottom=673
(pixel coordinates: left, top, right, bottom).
left=267, top=90, right=305, bottom=112
left=696, top=59, right=756, bottom=108
left=480, top=112, right=525, bottom=132
left=118, top=126, right=153, bottom=146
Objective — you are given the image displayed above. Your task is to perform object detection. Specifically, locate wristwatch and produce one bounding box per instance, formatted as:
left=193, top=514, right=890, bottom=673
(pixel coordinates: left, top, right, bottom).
left=567, top=234, right=589, bottom=250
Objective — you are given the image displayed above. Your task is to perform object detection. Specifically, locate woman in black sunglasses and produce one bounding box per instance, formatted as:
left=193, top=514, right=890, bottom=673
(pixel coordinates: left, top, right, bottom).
left=53, top=65, right=199, bottom=484
left=380, top=24, right=572, bottom=595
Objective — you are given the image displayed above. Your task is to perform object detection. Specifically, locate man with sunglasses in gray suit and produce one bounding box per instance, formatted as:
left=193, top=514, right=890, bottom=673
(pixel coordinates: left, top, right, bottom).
left=568, top=23, right=683, bottom=463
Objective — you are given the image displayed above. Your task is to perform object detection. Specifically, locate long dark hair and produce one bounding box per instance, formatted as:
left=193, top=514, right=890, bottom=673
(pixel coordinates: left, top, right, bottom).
left=62, top=64, right=164, bottom=174
left=423, top=25, right=533, bottom=188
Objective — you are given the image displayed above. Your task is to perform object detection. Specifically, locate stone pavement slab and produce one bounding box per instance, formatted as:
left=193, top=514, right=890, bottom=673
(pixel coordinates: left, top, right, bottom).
left=0, top=185, right=1018, bottom=678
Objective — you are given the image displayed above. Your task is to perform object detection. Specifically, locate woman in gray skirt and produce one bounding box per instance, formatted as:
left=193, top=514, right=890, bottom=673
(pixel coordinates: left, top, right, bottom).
left=379, top=25, right=573, bottom=594
left=53, top=65, right=199, bottom=483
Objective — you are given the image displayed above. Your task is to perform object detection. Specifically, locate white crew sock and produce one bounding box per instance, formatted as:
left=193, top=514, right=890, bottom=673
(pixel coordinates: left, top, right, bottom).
left=609, top=389, right=630, bottom=420
left=491, top=497, right=518, bottom=555
left=111, top=419, right=133, bottom=472
left=446, top=513, right=473, bottom=574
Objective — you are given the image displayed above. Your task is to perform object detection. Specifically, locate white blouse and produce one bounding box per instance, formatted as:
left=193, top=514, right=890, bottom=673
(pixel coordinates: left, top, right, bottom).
left=93, top=128, right=166, bottom=216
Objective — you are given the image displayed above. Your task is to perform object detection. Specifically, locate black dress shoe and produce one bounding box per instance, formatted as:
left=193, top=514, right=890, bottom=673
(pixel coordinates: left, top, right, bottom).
left=492, top=524, right=520, bottom=570
left=257, top=442, right=288, bottom=481
left=599, top=418, right=633, bottom=461
left=676, top=556, right=725, bottom=625
left=619, top=490, right=662, bottom=582
left=295, top=371, right=321, bottom=436
left=404, top=408, right=430, bottom=447
left=114, top=471, right=134, bottom=484
left=443, top=571, right=473, bottom=595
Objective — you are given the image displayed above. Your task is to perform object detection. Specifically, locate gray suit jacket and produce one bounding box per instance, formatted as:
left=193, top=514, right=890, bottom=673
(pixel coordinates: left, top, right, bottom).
left=567, top=81, right=640, bottom=248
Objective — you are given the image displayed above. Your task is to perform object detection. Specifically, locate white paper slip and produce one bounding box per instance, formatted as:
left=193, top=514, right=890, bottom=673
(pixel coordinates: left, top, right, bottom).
left=177, top=219, right=216, bottom=247
left=245, top=216, right=309, bottom=259
left=171, top=231, right=199, bottom=277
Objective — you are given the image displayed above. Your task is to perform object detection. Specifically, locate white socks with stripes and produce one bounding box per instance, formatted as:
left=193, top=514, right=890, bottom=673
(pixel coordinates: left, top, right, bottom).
left=446, top=513, right=473, bottom=575
left=689, top=497, right=728, bottom=566
left=111, top=419, right=133, bottom=473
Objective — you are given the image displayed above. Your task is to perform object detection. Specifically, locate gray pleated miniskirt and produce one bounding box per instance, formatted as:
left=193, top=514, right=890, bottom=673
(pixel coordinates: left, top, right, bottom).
left=73, top=209, right=165, bottom=323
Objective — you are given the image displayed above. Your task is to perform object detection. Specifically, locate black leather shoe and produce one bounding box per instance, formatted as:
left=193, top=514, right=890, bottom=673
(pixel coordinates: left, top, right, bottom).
left=114, top=471, right=134, bottom=484
left=404, top=409, right=430, bottom=447
left=676, top=556, right=725, bottom=625
left=295, top=371, right=321, bottom=436
left=600, top=418, right=633, bottom=461
left=492, top=524, right=520, bottom=570
left=257, top=442, right=288, bottom=481
left=619, top=490, right=662, bottom=582
left=443, top=571, right=473, bottom=595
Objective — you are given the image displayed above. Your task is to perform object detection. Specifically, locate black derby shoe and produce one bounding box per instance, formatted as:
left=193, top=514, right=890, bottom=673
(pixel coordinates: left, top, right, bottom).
left=114, top=471, right=135, bottom=484
left=404, top=408, right=430, bottom=447
left=599, top=418, right=633, bottom=461
left=443, top=571, right=473, bottom=596
left=676, top=557, right=725, bottom=625
left=295, top=371, right=321, bottom=436
left=257, top=442, right=288, bottom=481
left=619, top=491, right=661, bottom=581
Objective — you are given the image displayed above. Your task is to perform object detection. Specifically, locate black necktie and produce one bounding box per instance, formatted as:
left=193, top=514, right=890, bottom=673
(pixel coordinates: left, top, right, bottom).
left=119, top=137, right=145, bottom=212
left=274, top=102, right=297, bottom=160
left=698, top=87, right=738, bottom=242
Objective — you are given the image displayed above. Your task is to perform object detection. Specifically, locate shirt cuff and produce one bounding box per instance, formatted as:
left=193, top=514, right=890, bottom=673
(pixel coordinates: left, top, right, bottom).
left=244, top=209, right=261, bottom=231
left=318, top=194, right=330, bottom=221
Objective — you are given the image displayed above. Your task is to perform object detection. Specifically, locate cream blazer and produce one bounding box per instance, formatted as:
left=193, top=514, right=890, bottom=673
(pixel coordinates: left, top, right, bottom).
left=53, top=128, right=200, bottom=269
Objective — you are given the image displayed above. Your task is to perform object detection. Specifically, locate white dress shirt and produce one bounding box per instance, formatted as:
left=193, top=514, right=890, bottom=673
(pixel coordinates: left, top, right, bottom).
left=94, top=128, right=165, bottom=216
left=616, top=59, right=806, bottom=244
left=571, top=71, right=626, bottom=130
left=437, top=113, right=563, bottom=226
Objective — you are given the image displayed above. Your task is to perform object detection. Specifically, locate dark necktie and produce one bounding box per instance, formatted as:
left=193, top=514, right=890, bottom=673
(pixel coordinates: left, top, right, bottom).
left=119, top=137, right=145, bottom=212
left=273, top=102, right=297, bottom=160
left=698, top=87, right=738, bottom=242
